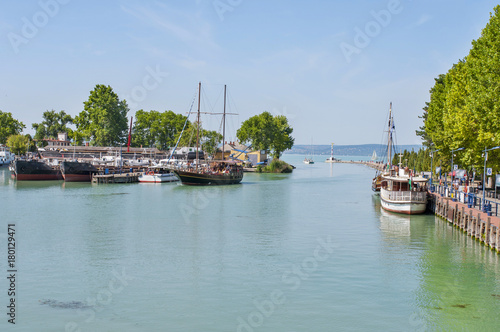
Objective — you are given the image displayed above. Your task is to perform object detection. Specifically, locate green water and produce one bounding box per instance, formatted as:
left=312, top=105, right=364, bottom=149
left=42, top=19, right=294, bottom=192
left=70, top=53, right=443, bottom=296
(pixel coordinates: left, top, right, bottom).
left=1, top=155, right=500, bottom=331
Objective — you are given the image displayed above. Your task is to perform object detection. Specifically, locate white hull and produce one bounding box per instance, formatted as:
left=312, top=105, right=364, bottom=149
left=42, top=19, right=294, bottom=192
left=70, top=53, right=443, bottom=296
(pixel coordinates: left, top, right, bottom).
left=0, top=150, right=15, bottom=166
left=138, top=173, right=178, bottom=183
left=380, top=188, right=427, bottom=215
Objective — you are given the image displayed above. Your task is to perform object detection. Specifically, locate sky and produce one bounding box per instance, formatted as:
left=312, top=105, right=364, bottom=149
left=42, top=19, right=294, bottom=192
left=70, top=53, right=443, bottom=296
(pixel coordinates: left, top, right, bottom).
left=0, top=0, right=497, bottom=145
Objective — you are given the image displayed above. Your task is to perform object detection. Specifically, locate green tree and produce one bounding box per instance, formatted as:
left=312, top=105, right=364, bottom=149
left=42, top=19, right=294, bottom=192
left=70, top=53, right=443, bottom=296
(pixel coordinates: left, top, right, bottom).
left=466, top=5, right=500, bottom=171
left=237, top=111, right=294, bottom=159
left=175, top=122, right=221, bottom=157
left=270, top=115, right=295, bottom=159
left=201, top=130, right=223, bottom=158
left=6, top=134, right=29, bottom=155
left=158, top=111, right=190, bottom=150
left=74, top=84, right=129, bottom=146
left=419, top=5, right=500, bottom=174
left=132, top=110, right=161, bottom=148
left=132, top=110, right=190, bottom=150
left=32, top=110, right=73, bottom=146
left=0, top=111, right=25, bottom=144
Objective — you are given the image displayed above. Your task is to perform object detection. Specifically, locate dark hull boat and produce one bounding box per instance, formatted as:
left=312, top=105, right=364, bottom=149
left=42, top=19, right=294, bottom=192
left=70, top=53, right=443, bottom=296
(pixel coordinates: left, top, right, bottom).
left=11, top=160, right=62, bottom=181
left=171, top=82, right=244, bottom=186
left=173, top=162, right=243, bottom=185
left=60, top=161, right=97, bottom=182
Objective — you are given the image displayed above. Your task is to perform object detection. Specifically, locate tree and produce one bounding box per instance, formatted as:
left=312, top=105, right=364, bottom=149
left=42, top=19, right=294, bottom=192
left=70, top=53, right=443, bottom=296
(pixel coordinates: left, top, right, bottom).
left=6, top=134, right=29, bottom=155
left=237, top=111, right=294, bottom=159
left=418, top=5, right=500, bottom=174
left=0, top=111, right=25, bottom=144
left=32, top=110, right=73, bottom=146
left=201, top=130, right=222, bottom=158
left=270, top=115, right=295, bottom=158
left=157, top=111, right=190, bottom=150
left=132, top=110, right=189, bottom=150
left=132, top=110, right=161, bottom=148
left=74, top=84, right=129, bottom=146
left=175, top=121, right=221, bottom=157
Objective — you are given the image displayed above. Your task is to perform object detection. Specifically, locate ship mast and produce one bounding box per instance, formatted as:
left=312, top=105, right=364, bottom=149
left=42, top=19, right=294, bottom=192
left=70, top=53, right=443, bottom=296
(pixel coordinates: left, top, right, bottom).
left=222, top=85, right=226, bottom=161
left=387, top=102, right=393, bottom=171
left=196, top=82, right=201, bottom=172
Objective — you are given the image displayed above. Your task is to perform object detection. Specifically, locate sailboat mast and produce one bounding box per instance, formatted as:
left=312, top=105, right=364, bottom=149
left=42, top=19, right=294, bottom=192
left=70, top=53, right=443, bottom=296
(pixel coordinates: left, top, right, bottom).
left=196, top=82, right=201, bottom=172
left=222, top=85, right=226, bottom=161
left=387, top=102, right=393, bottom=170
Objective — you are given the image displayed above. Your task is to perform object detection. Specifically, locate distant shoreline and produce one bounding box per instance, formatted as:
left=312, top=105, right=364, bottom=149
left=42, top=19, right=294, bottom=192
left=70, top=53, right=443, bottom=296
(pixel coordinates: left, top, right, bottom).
left=285, top=144, right=422, bottom=157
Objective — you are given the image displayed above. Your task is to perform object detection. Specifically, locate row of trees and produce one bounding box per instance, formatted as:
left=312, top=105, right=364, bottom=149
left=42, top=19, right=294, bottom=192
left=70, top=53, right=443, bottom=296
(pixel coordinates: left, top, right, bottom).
left=417, top=5, right=500, bottom=174
left=1, top=85, right=295, bottom=159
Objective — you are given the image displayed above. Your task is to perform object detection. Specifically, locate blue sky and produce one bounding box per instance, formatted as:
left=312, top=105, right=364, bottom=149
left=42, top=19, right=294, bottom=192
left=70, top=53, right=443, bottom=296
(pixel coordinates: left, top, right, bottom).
left=0, top=0, right=496, bottom=145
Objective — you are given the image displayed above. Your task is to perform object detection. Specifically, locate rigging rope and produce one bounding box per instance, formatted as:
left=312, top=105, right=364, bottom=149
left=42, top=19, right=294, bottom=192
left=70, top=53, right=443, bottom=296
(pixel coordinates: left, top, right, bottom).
left=167, top=94, right=196, bottom=163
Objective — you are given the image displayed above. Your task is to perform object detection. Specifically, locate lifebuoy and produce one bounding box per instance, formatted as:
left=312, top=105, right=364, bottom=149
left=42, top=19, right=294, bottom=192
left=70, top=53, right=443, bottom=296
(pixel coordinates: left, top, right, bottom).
left=148, top=171, right=154, bottom=175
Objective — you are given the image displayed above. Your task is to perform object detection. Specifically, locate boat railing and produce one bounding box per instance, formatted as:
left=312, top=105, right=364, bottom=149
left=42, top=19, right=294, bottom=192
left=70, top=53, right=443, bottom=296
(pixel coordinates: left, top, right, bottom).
left=381, top=190, right=427, bottom=203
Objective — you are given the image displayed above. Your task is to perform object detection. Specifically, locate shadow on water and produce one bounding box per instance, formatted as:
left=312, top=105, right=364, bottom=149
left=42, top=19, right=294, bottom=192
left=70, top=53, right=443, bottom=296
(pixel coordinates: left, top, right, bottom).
left=13, top=180, right=63, bottom=190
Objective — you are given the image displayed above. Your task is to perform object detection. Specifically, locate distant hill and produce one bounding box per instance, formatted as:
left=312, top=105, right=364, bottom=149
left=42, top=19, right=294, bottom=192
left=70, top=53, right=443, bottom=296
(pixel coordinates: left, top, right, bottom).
left=286, top=144, right=422, bottom=157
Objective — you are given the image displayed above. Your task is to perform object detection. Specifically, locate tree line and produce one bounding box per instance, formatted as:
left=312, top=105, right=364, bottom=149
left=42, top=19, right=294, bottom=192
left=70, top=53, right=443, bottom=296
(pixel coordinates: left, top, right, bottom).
left=1, top=84, right=294, bottom=159
left=417, top=5, right=500, bottom=175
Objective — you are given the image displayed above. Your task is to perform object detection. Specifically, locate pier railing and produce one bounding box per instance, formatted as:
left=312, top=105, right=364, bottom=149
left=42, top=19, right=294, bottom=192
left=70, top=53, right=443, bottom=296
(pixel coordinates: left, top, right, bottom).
left=431, top=184, right=500, bottom=217
left=381, top=190, right=427, bottom=203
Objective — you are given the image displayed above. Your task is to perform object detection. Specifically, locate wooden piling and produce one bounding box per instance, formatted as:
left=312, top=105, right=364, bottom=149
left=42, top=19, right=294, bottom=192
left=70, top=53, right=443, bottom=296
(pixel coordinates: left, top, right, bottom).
left=428, top=192, right=500, bottom=253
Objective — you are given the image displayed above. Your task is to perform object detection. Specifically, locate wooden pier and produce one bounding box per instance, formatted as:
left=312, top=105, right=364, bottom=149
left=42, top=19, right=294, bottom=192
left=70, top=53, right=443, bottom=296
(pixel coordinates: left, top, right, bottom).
left=91, top=172, right=141, bottom=184
left=428, top=192, right=500, bottom=253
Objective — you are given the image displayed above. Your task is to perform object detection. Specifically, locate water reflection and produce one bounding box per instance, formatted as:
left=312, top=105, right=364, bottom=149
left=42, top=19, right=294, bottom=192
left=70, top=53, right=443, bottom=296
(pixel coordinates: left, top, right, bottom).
left=413, top=218, right=500, bottom=330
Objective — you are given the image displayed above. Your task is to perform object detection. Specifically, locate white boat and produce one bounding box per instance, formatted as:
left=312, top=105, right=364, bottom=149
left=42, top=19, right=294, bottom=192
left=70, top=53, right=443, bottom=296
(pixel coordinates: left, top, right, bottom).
left=138, top=170, right=178, bottom=183
left=379, top=103, right=428, bottom=215
left=125, top=153, right=151, bottom=167
left=0, top=146, right=15, bottom=166
left=325, top=143, right=335, bottom=163
left=304, top=140, right=315, bottom=164
left=380, top=168, right=428, bottom=214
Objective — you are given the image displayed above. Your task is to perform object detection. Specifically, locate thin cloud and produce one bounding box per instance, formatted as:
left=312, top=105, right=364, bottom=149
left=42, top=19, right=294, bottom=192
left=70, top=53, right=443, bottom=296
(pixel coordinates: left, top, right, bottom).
left=121, top=3, right=219, bottom=52
left=414, top=14, right=432, bottom=27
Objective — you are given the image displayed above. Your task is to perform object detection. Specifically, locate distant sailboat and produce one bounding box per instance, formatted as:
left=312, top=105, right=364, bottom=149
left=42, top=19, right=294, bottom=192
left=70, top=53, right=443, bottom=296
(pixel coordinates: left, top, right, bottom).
left=371, top=150, right=377, bottom=161
left=303, top=140, right=315, bottom=164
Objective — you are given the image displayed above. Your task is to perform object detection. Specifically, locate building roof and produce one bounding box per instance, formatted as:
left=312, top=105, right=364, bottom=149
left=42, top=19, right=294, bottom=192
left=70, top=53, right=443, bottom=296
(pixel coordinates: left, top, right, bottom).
left=219, top=142, right=249, bottom=152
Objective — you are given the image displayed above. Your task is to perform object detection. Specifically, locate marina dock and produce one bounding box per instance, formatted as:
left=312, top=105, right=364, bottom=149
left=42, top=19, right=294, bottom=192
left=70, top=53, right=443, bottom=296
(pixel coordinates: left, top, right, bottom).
left=428, top=189, right=500, bottom=252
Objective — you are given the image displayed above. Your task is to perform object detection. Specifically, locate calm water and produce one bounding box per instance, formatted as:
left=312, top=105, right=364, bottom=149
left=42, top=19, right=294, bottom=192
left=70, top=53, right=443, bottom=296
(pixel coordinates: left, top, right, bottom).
left=1, top=155, right=500, bottom=331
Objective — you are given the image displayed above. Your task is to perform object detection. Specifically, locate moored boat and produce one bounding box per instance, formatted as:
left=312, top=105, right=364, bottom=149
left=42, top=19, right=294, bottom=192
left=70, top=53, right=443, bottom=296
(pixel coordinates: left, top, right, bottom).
left=372, top=173, right=382, bottom=192
left=0, top=146, right=15, bottom=166
left=11, top=159, right=62, bottom=181
left=139, top=170, right=178, bottom=183
left=60, top=161, right=97, bottom=182
left=380, top=168, right=428, bottom=214
left=172, top=82, right=243, bottom=186
left=377, top=103, right=428, bottom=214
left=172, top=160, right=243, bottom=185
